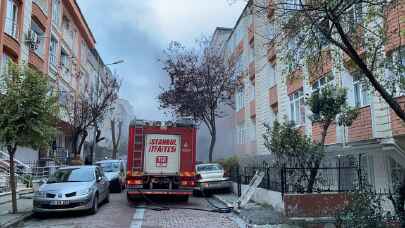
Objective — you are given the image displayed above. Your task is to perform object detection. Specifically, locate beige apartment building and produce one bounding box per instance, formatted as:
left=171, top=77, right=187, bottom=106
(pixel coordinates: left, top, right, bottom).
left=212, top=0, right=405, bottom=191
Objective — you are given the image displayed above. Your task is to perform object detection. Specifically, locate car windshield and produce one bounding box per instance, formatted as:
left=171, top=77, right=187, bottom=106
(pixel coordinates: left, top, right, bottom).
left=47, top=168, right=94, bottom=183
left=197, top=164, right=223, bottom=172
left=98, top=162, right=120, bottom=172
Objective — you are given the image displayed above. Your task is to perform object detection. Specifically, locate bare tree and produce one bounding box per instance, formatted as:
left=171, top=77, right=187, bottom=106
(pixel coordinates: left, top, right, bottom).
left=110, top=118, right=123, bottom=159
left=63, top=71, right=120, bottom=162
left=159, top=38, right=237, bottom=162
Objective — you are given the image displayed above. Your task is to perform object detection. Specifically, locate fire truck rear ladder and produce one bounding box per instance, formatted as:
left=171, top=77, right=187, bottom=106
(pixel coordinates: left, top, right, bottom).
left=132, top=126, right=144, bottom=173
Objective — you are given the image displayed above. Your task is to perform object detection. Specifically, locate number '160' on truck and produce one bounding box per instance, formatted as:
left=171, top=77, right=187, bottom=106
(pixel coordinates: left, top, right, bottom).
left=126, top=119, right=197, bottom=201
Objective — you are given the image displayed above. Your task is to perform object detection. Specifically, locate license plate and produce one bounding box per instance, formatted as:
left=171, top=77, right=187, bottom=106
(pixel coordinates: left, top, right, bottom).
left=50, top=200, right=69, bottom=205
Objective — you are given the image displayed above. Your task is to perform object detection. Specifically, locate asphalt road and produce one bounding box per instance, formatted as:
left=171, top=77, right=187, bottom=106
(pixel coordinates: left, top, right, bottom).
left=17, top=192, right=245, bottom=228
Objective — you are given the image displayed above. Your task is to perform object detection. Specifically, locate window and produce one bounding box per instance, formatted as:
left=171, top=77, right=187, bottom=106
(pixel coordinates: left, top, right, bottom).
left=49, top=36, right=58, bottom=66
left=250, top=122, right=256, bottom=142
left=81, top=40, right=88, bottom=63
left=1, top=53, right=11, bottom=74
left=312, top=73, right=334, bottom=92
left=284, top=0, right=301, bottom=11
left=250, top=82, right=255, bottom=101
left=289, top=88, right=305, bottom=126
left=347, top=3, right=363, bottom=32
left=236, top=126, right=247, bottom=145
left=52, top=0, right=61, bottom=26
left=60, top=48, right=70, bottom=78
left=389, top=157, right=405, bottom=190
left=353, top=72, right=370, bottom=107
left=236, top=89, right=245, bottom=111
left=5, top=0, right=19, bottom=39
left=30, top=20, right=45, bottom=57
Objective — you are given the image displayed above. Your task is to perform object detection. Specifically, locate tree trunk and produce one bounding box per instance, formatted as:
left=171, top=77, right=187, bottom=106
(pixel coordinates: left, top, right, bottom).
left=307, top=122, right=330, bottom=193
left=8, top=144, right=17, bottom=213
left=111, top=120, right=117, bottom=159
left=208, top=128, right=216, bottom=162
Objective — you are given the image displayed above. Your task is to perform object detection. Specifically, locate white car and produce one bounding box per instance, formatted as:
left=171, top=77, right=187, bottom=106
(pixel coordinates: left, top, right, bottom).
left=195, top=163, right=232, bottom=193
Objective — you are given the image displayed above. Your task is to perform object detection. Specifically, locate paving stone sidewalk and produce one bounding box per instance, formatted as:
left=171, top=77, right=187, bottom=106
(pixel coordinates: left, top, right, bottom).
left=0, top=193, right=33, bottom=228
left=213, top=193, right=292, bottom=227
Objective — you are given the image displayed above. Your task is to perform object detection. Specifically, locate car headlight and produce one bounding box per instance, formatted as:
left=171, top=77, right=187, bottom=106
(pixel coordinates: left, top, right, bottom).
left=34, top=191, right=46, bottom=198
left=77, top=188, right=92, bottom=196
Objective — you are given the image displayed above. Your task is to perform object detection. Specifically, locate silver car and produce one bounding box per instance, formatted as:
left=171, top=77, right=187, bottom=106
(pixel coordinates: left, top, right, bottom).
left=195, top=163, right=232, bottom=193
left=33, top=166, right=109, bottom=214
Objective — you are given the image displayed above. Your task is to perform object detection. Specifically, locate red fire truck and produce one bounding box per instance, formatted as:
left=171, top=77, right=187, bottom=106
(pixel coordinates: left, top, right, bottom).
left=126, top=119, right=197, bottom=201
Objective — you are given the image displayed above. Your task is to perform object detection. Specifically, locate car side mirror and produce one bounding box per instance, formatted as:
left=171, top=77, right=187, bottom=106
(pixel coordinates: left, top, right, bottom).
left=97, top=176, right=102, bottom=182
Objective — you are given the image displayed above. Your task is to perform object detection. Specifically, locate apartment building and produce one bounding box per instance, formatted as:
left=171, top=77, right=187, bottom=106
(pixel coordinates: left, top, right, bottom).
left=213, top=0, right=405, bottom=191
left=0, top=0, right=110, bottom=162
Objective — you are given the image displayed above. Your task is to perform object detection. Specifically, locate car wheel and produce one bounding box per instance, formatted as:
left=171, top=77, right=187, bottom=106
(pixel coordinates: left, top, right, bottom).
left=104, top=190, right=110, bottom=204
left=117, top=181, right=123, bottom=193
left=90, top=194, right=98, bottom=214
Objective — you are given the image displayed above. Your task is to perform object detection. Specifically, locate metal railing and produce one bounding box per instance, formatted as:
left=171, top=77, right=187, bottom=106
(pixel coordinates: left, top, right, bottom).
left=229, top=161, right=361, bottom=195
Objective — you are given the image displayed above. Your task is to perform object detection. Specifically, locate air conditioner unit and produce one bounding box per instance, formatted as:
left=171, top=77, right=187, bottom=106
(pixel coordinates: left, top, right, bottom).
left=26, top=30, right=40, bottom=50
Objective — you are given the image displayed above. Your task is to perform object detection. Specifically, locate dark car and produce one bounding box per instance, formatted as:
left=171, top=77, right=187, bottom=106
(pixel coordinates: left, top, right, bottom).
left=96, top=160, right=126, bottom=192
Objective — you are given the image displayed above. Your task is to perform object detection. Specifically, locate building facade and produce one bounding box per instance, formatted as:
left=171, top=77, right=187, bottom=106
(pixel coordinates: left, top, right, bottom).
left=213, top=0, right=405, bottom=191
left=0, top=0, right=111, bottom=162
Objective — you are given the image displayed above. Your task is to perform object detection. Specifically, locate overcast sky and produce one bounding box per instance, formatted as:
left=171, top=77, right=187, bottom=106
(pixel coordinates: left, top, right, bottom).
left=77, top=0, right=245, bottom=120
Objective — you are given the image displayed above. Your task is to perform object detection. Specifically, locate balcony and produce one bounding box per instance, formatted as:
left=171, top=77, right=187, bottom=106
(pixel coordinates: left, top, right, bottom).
left=269, top=86, right=278, bottom=107
left=308, top=50, right=333, bottom=84
left=32, top=1, right=48, bottom=27
left=248, top=61, right=255, bottom=82
left=390, top=96, right=405, bottom=136
left=33, top=0, right=48, bottom=15
left=312, top=122, right=336, bottom=145
left=248, top=23, right=254, bottom=46
left=348, top=106, right=372, bottom=142
left=236, top=107, right=245, bottom=124
left=249, top=100, right=256, bottom=118
left=287, top=68, right=303, bottom=95
left=28, top=50, right=45, bottom=72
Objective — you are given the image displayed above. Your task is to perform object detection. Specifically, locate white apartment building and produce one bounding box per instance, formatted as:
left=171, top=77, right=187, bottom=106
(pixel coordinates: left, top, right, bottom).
left=212, top=0, right=405, bottom=191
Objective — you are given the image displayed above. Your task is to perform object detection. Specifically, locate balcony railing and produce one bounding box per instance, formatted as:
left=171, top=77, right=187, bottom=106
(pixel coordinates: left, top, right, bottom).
left=4, top=17, right=18, bottom=39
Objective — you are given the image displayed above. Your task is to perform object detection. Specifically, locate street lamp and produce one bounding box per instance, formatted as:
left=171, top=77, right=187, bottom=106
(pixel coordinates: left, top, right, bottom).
left=106, top=60, right=125, bottom=66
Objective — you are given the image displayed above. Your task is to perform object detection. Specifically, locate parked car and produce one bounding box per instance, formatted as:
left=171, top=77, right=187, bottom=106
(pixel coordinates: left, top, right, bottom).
left=33, top=166, right=109, bottom=215
left=195, top=163, right=232, bottom=194
left=96, top=160, right=126, bottom=192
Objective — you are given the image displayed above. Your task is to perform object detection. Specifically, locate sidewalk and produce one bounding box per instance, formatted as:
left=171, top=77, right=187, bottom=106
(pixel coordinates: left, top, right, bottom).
left=213, top=193, right=294, bottom=227
left=0, top=192, right=33, bottom=228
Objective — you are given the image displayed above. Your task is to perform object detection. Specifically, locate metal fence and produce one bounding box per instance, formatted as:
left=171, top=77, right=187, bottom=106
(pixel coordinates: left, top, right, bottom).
left=229, top=161, right=361, bottom=195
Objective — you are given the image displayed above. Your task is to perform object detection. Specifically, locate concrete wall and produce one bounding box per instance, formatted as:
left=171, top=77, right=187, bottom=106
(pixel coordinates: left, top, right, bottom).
left=232, top=182, right=284, bottom=212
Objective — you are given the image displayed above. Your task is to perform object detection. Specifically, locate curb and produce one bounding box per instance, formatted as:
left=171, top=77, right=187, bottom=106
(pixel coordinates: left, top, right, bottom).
left=0, top=212, right=33, bottom=228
